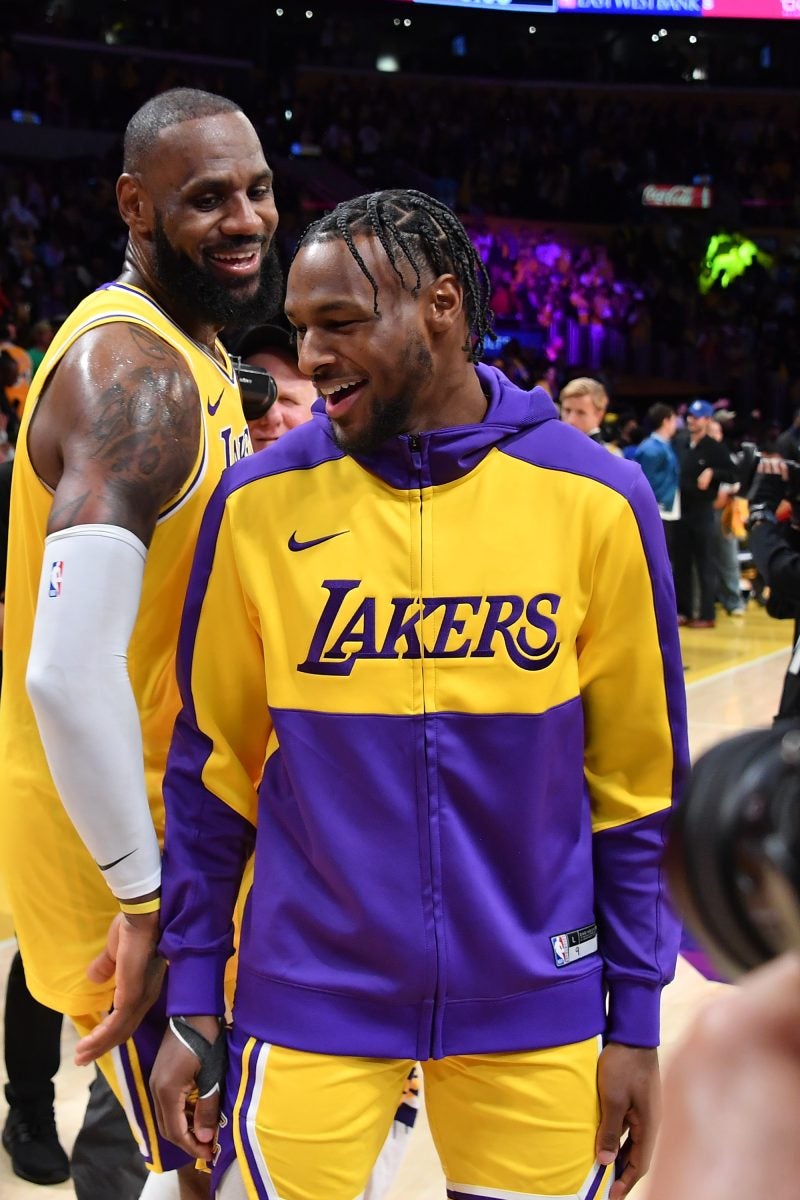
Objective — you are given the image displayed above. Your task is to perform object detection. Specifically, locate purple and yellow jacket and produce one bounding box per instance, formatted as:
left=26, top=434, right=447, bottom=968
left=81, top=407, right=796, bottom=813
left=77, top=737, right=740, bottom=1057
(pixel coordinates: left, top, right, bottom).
left=160, top=363, right=687, bottom=1060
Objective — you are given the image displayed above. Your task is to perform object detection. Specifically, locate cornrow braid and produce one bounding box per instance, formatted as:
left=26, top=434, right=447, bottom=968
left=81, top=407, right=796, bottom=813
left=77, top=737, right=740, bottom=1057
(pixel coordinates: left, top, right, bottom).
left=295, top=189, right=494, bottom=362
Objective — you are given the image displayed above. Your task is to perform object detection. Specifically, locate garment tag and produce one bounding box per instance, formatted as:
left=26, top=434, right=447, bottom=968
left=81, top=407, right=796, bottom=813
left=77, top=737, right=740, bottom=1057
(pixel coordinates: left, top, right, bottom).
left=550, top=923, right=598, bottom=967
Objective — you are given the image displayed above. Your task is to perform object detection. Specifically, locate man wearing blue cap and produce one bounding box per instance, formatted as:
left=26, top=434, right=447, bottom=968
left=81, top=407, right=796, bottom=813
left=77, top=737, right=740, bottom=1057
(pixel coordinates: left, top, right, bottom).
left=674, top=399, right=736, bottom=628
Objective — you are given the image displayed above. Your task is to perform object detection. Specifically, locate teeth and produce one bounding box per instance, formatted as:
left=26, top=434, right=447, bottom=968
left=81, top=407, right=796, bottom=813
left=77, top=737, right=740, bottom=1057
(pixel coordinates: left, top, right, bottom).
left=321, top=380, right=363, bottom=397
left=212, top=252, right=256, bottom=263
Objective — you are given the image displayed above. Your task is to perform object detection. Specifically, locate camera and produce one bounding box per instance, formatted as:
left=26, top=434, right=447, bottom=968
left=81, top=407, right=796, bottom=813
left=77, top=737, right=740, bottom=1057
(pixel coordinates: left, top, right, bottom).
left=229, top=355, right=277, bottom=422
left=665, top=724, right=800, bottom=980
left=738, top=441, right=800, bottom=505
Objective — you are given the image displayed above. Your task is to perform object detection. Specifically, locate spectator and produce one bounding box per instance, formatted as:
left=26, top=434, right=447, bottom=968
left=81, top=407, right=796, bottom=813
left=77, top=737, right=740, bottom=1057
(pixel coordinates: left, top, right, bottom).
left=708, top=417, right=745, bottom=618
left=633, top=403, right=680, bottom=565
left=559, top=376, right=609, bottom=444
left=674, top=399, right=736, bottom=629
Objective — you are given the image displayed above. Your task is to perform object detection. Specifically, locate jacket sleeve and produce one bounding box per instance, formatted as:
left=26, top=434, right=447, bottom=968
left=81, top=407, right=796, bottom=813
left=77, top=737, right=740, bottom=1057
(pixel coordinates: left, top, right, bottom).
left=159, top=481, right=270, bottom=1016
left=749, top=520, right=800, bottom=606
left=578, top=469, right=688, bottom=1046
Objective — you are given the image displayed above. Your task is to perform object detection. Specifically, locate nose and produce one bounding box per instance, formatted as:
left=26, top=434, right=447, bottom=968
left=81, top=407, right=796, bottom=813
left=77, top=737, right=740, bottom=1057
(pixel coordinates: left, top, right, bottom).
left=221, top=192, right=275, bottom=239
left=250, top=403, right=284, bottom=441
left=296, top=328, right=335, bottom=379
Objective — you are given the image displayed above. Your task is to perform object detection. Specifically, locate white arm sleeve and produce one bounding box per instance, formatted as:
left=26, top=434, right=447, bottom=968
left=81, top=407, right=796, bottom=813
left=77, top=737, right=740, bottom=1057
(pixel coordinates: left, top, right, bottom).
left=26, top=524, right=162, bottom=900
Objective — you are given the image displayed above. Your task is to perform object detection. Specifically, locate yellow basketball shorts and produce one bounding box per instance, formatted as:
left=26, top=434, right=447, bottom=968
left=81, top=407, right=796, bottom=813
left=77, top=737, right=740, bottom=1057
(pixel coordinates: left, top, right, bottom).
left=214, top=1028, right=612, bottom=1200
left=73, top=983, right=193, bottom=1175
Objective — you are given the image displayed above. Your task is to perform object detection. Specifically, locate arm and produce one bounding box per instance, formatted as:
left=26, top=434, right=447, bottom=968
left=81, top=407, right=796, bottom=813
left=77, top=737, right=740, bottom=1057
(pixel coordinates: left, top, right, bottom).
left=578, top=470, right=687, bottom=1197
left=748, top=519, right=800, bottom=601
left=697, top=440, right=736, bottom=492
left=23, top=321, right=201, bottom=1060
left=153, top=482, right=270, bottom=1152
left=632, top=441, right=672, bottom=510
left=648, top=953, right=800, bottom=1200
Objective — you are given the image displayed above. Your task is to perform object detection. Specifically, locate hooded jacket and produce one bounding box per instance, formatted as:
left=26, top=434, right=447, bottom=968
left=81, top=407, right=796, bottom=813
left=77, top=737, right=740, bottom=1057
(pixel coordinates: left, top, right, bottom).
left=160, top=363, right=687, bottom=1060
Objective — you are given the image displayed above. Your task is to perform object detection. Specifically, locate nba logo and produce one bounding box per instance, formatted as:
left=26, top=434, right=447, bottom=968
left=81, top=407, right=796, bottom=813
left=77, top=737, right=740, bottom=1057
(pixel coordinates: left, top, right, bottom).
left=551, top=933, right=569, bottom=967
left=48, top=560, right=63, bottom=597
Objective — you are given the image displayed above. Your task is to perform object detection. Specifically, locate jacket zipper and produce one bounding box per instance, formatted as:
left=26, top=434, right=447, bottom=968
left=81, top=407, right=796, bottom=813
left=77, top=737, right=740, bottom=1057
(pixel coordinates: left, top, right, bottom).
left=409, top=433, right=443, bottom=1058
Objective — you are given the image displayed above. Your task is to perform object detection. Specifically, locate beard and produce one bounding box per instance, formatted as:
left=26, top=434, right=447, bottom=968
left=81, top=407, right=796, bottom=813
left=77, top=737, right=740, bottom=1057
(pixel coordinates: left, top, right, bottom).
left=331, top=333, right=434, bottom=457
left=152, top=214, right=284, bottom=328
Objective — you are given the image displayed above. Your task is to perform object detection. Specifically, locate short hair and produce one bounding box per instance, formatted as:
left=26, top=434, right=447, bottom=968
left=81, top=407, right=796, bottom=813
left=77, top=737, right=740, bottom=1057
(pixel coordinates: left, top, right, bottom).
left=647, top=402, right=675, bottom=430
left=559, top=376, right=608, bottom=414
left=294, top=189, right=494, bottom=362
left=123, top=88, right=242, bottom=174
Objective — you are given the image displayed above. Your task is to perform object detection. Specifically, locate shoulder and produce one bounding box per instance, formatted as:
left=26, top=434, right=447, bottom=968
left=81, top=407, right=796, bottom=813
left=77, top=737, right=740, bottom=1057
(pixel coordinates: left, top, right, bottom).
left=222, top=414, right=344, bottom=499
left=501, top=417, right=644, bottom=499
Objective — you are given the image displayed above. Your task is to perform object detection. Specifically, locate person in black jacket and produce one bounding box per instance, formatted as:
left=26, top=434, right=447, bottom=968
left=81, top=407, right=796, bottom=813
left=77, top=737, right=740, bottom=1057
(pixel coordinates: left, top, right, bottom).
left=747, top=459, right=800, bottom=720
left=673, top=399, right=736, bottom=628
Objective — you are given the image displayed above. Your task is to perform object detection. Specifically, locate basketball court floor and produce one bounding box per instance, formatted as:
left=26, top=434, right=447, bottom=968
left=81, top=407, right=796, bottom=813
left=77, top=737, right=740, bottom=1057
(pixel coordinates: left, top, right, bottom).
left=0, top=605, right=792, bottom=1198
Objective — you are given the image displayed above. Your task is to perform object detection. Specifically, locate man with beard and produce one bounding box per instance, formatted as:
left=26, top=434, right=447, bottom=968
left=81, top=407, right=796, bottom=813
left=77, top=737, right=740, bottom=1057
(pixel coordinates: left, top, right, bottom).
left=150, top=190, right=686, bottom=1200
left=0, top=88, right=282, bottom=1199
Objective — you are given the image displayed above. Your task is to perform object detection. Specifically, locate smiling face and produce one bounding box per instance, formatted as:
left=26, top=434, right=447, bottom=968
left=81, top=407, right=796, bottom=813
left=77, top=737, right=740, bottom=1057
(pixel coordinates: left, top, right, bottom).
left=285, top=233, right=446, bottom=456
left=120, top=110, right=282, bottom=328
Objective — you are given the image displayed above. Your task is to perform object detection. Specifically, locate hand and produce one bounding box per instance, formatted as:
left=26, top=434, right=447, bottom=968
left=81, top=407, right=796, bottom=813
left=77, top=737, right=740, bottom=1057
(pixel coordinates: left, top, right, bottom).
left=595, top=1042, right=660, bottom=1199
left=648, top=954, right=800, bottom=1200
left=74, top=910, right=165, bottom=1065
left=749, top=456, right=788, bottom=512
left=696, top=467, right=713, bottom=491
left=151, top=1017, right=222, bottom=1160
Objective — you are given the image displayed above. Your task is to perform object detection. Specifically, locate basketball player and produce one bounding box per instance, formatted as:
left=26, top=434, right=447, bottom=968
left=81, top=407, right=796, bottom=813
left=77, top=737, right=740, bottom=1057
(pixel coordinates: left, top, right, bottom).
left=151, top=189, right=688, bottom=1200
left=232, top=320, right=422, bottom=1198
left=0, top=88, right=282, bottom=1198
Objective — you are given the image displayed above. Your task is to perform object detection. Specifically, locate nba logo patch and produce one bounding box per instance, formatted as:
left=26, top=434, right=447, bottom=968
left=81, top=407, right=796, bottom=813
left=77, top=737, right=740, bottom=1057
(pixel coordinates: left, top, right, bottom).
left=551, top=933, right=570, bottom=967
left=48, top=560, right=63, bottom=597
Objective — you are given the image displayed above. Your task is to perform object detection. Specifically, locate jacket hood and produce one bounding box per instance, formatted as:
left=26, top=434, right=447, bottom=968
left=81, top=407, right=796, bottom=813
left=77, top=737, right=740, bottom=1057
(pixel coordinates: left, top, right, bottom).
left=310, top=362, right=558, bottom=488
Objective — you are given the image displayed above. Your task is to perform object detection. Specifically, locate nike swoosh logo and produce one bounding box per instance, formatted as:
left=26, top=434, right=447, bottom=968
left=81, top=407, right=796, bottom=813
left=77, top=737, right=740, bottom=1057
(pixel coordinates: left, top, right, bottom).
left=288, top=530, right=349, bottom=552
left=97, top=849, right=136, bottom=872
left=207, top=389, right=224, bottom=416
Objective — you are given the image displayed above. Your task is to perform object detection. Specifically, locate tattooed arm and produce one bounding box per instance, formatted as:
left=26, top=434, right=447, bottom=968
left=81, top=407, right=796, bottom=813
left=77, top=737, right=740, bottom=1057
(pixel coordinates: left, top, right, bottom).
left=29, top=322, right=200, bottom=540
left=25, top=322, right=201, bottom=1060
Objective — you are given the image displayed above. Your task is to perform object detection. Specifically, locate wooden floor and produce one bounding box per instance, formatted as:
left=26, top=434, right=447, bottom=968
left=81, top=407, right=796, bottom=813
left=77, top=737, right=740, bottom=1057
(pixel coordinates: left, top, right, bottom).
left=0, top=603, right=791, bottom=1198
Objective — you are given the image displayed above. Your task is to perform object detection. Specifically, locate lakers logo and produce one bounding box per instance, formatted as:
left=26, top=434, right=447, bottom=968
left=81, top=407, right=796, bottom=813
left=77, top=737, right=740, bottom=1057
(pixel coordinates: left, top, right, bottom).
left=298, top=580, right=562, bottom=677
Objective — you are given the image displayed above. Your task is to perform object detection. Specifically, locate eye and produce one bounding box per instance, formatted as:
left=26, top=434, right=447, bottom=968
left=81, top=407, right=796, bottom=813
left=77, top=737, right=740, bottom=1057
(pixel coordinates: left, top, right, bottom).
left=193, top=195, right=221, bottom=211
left=249, top=185, right=273, bottom=201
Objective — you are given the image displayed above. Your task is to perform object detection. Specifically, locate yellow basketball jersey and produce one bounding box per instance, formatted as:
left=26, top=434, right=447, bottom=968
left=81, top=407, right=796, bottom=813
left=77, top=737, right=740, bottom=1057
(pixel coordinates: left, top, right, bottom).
left=0, top=281, right=251, bottom=1014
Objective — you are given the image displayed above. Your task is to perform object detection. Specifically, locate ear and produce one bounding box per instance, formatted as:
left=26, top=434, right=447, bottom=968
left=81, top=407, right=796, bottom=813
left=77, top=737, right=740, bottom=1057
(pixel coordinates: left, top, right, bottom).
left=117, top=173, right=154, bottom=238
left=425, top=273, right=464, bottom=337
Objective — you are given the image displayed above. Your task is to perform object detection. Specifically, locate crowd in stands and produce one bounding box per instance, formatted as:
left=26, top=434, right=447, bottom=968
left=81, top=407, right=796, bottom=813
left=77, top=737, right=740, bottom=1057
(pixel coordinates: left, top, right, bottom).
left=1, top=2, right=799, bottom=426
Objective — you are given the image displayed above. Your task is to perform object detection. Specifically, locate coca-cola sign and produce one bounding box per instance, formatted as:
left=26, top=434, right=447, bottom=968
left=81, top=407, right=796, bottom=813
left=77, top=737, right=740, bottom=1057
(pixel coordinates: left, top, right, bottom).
left=642, top=183, right=713, bottom=209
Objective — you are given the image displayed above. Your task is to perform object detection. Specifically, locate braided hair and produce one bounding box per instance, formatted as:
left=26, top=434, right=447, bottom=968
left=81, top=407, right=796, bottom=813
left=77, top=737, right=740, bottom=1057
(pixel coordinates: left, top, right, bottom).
left=295, top=189, right=494, bottom=362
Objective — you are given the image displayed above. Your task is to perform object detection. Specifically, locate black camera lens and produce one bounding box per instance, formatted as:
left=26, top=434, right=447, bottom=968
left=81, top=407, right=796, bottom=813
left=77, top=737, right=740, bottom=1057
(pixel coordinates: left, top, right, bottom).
left=230, top=356, right=278, bottom=422
left=666, top=724, right=800, bottom=980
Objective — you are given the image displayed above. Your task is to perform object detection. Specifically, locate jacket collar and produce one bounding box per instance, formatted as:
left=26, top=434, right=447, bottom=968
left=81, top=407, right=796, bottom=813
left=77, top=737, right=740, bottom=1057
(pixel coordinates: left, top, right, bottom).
left=310, top=363, right=558, bottom=489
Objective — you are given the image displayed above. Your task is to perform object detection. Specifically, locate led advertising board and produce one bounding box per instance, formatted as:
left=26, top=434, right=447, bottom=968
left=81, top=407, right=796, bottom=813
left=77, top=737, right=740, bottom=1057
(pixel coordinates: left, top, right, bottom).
left=409, top=0, right=797, bottom=18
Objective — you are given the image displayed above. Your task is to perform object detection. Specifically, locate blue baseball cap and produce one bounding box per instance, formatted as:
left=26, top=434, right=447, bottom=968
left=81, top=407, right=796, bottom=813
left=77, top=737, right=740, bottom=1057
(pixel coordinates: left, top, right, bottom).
left=687, top=399, right=714, bottom=419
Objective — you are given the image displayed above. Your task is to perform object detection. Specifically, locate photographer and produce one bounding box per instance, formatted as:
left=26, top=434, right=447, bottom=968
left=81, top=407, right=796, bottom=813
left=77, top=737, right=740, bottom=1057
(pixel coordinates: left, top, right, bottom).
left=746, top=457, right=800, bottom=719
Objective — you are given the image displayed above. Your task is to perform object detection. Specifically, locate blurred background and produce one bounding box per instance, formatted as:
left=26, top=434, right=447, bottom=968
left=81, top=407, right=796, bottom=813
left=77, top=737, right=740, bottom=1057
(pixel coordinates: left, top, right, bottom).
left=0, top=0, right=798, bottom=438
